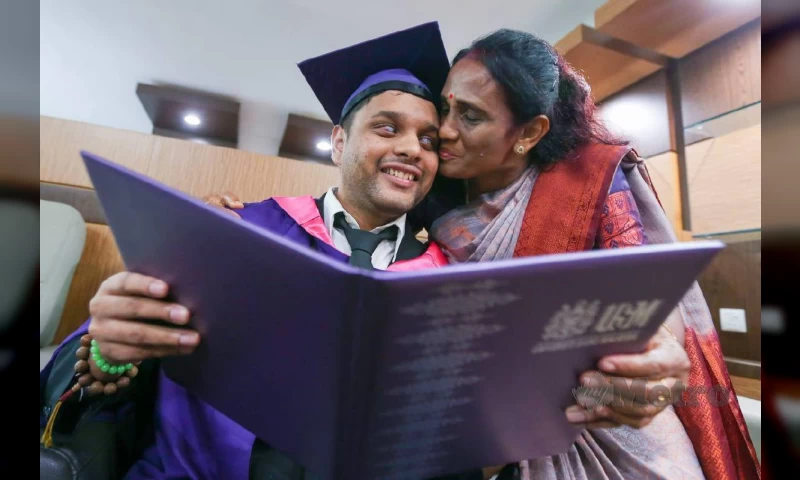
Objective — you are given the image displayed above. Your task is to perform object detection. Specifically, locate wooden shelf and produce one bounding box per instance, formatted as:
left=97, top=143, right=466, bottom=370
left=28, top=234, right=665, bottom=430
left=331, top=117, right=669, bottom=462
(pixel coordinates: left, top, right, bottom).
left=595, top=0, right=761, bottom=58
left=555, top=1, right=760, bottom=104
left=555, top=24, right=664, bottom=103
left=731, top=375, right=761, bottom=401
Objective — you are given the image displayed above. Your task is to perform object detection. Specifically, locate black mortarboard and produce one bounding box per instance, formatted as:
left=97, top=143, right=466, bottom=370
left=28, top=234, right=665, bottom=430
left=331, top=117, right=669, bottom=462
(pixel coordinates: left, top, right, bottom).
left=298, top=21, right=450, bottom=125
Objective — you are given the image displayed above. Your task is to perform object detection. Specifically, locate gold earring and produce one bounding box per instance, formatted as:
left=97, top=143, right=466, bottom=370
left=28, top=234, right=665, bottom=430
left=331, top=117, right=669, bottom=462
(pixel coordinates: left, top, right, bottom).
left=516, top=145, right=525, bottom=154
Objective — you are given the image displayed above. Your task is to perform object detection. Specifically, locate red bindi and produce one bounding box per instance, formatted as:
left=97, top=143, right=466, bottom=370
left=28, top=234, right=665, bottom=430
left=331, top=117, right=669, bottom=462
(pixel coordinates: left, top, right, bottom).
left=449, top=93, right=454, bottom=99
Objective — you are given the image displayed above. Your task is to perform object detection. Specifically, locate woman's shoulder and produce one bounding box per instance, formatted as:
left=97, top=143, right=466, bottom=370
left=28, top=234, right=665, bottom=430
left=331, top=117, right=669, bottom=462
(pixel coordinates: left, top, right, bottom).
left=608, top=164, right=632, bottom=195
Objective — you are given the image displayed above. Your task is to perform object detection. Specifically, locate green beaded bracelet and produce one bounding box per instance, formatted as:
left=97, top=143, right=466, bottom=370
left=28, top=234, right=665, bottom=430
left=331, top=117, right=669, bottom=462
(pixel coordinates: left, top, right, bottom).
left=90, top=339, right=134, bottom=375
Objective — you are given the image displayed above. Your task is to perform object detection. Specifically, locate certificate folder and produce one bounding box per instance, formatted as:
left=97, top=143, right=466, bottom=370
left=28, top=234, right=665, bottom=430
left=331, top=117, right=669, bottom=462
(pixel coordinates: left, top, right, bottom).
left=81, top=150, right=723, bottom=479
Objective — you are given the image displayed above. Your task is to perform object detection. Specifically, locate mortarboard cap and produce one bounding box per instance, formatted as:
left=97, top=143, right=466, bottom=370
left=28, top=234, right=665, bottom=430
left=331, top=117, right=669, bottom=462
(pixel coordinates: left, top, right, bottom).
left=298, top=22, right=450, bottom=125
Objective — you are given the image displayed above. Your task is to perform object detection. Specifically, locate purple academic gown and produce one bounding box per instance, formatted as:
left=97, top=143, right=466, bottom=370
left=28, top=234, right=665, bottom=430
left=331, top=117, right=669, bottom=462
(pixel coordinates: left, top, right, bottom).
left=39, top=196, right=447, bottom=479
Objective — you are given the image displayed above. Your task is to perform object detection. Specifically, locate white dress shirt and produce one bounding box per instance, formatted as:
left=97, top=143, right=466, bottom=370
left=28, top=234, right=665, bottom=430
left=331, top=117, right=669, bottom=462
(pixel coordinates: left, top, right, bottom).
left=322, top=187, right=406, bottom=270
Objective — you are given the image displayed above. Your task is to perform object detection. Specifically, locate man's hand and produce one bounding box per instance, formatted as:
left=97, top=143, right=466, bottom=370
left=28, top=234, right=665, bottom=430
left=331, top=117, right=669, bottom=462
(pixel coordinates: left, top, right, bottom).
left=202, top=191, right=244, bottom=219
left=87, top=272, right=199, bottom=380
left=565, top=324, right=690, bottom=430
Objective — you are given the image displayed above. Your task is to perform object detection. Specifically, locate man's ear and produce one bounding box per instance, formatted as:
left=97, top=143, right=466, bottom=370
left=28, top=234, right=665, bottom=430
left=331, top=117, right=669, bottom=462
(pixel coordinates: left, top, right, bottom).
left=517, top=115, right=550, bottom=153
left=331, top=125, right=346, bottom=167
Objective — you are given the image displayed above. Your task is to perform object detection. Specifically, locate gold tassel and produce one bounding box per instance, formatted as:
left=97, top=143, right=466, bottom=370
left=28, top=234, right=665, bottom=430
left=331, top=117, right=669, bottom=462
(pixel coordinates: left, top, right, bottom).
left=41, top=383, right=81, bottom=448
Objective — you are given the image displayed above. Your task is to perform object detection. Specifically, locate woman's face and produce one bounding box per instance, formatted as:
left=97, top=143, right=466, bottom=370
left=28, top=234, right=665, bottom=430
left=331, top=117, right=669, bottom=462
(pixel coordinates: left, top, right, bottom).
left=437, top=57, right=523, bottom=181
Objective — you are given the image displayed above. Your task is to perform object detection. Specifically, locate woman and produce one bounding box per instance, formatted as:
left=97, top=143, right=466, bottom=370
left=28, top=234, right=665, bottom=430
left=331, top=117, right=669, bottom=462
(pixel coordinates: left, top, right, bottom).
left=208, top=29, right=760, bottom=480
left=421, top=29, right=759, bottom=480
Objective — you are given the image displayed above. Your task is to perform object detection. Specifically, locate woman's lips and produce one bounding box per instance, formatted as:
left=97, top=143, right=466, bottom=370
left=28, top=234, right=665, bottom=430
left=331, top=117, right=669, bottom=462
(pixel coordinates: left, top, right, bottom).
left=439, top=149, right=459, bottom=161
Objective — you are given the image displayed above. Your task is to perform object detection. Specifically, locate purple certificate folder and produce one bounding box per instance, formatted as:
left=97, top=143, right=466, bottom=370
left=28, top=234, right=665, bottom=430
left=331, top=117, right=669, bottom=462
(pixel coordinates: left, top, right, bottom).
left=81, top=150, right=723, bottom=479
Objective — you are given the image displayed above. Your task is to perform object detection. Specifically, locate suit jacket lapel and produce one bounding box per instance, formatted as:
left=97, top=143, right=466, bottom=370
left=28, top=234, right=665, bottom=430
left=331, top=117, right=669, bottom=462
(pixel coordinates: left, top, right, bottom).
left=394, top=218, right=427, bottom=262
left=314, top=193, right=326, bottom=219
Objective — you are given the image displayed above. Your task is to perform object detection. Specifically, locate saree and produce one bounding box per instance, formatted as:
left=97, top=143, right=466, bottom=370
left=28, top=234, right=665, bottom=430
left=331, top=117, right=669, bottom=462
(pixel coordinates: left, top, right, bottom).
left=431, top=142, right=761, bottom=480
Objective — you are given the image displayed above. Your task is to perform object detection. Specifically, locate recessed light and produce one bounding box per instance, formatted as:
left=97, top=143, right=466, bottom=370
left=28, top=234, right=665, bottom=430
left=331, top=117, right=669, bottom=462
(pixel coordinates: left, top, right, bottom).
left=316, top=140, right=332, bottom=151
left=183, top=114, right=202, bottom=126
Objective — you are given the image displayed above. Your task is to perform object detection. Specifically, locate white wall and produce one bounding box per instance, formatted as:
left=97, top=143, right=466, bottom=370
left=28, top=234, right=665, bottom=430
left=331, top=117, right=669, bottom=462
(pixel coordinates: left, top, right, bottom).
left=39, top=0, right=605, bottom=136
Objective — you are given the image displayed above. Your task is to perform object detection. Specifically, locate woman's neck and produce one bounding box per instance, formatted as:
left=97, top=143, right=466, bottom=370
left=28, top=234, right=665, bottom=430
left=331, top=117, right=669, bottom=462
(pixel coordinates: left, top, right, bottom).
left=467, top=161, right=529, bottom=200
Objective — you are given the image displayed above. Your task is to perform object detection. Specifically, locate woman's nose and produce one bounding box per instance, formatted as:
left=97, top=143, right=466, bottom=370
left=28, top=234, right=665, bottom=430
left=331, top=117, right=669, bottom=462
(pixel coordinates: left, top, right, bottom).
left=439, top=114, right=459, bottom=142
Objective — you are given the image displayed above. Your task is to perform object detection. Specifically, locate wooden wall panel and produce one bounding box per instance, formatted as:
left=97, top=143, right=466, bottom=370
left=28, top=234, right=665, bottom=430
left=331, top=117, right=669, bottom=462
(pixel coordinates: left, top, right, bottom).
left=679, top=20, right=761, bottom=127
left=643, top=151, right=682, bottom=234
left=597, top=70, right=670, bottom=158
left=147, top=136, right=339, bottom=201
left=40, top=116, right=340, bottom=201
left=52, top=223, right=126, bottom=344
left=40, top=116, right=155, bottom=188
left=686, top=124, right=761, bottom=234
left=696, top=232, right=761, bottom=371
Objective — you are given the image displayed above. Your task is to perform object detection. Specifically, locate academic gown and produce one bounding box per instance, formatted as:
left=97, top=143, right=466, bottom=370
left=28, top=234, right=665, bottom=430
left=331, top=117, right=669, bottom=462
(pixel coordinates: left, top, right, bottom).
left=40, top=195, right=449, bottom=480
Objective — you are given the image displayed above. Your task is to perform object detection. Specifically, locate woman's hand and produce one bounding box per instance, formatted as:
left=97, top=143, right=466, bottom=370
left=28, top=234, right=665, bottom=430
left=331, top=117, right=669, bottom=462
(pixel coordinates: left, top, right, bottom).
left=565, top=322, right=690, bottom=430
left=202, top=191, right=244, bottom=219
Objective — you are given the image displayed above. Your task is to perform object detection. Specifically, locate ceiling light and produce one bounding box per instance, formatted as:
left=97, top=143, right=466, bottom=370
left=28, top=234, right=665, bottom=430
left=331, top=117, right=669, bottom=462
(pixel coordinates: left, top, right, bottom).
left=316, top=140, right=332, bottom=151
left=183, top=114, right=202, bottom=126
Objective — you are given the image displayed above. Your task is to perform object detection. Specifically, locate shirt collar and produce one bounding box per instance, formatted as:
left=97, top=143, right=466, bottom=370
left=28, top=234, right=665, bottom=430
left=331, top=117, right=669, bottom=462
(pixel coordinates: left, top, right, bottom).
left=323, top=187, right=407, bottom=259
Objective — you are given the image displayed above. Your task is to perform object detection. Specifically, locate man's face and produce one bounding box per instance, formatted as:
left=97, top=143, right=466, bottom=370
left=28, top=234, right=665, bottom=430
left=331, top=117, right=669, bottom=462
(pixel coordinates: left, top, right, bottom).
left=331, top=91, right=439, bottom=219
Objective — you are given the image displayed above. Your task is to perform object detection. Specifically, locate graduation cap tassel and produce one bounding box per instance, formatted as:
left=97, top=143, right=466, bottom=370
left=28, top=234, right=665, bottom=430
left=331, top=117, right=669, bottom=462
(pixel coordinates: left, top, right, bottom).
left=40, top=382, right=81, bottom=448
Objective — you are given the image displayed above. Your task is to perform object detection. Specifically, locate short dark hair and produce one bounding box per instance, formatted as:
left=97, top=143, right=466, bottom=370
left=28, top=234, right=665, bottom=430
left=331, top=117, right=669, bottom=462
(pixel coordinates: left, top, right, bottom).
left=453, top=29, right=625, bottom=168
left=340, top=91, right=382, bottom=134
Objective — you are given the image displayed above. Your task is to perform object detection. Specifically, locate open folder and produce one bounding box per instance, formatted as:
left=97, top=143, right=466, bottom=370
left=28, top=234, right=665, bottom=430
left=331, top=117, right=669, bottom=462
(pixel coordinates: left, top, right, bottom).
left=80, top=150, right=723, bottom=480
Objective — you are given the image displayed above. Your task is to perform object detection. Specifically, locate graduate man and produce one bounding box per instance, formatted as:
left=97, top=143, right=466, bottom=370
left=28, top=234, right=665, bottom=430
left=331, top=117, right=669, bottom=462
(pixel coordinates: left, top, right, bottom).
left=40, top=22, right=506, bottom=480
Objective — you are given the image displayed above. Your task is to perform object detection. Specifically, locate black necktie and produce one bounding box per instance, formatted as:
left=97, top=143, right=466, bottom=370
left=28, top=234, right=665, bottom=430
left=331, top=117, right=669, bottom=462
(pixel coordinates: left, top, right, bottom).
left=333, top=212, right=399, bottom=269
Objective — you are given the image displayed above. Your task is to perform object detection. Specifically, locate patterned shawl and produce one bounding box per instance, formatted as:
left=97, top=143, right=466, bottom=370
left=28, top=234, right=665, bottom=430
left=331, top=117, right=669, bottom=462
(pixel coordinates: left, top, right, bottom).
left=429, top=166, right=538, bottom=263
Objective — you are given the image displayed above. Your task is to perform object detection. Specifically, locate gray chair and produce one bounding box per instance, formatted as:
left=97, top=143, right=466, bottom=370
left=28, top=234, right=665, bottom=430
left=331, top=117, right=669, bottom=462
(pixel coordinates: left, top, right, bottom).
left=39, top=199, right=86, bottom=370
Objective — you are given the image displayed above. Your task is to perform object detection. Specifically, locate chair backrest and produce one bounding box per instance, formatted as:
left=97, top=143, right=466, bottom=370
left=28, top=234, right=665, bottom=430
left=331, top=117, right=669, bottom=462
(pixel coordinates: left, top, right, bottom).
left=40, top=200, right=86, bottom=347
